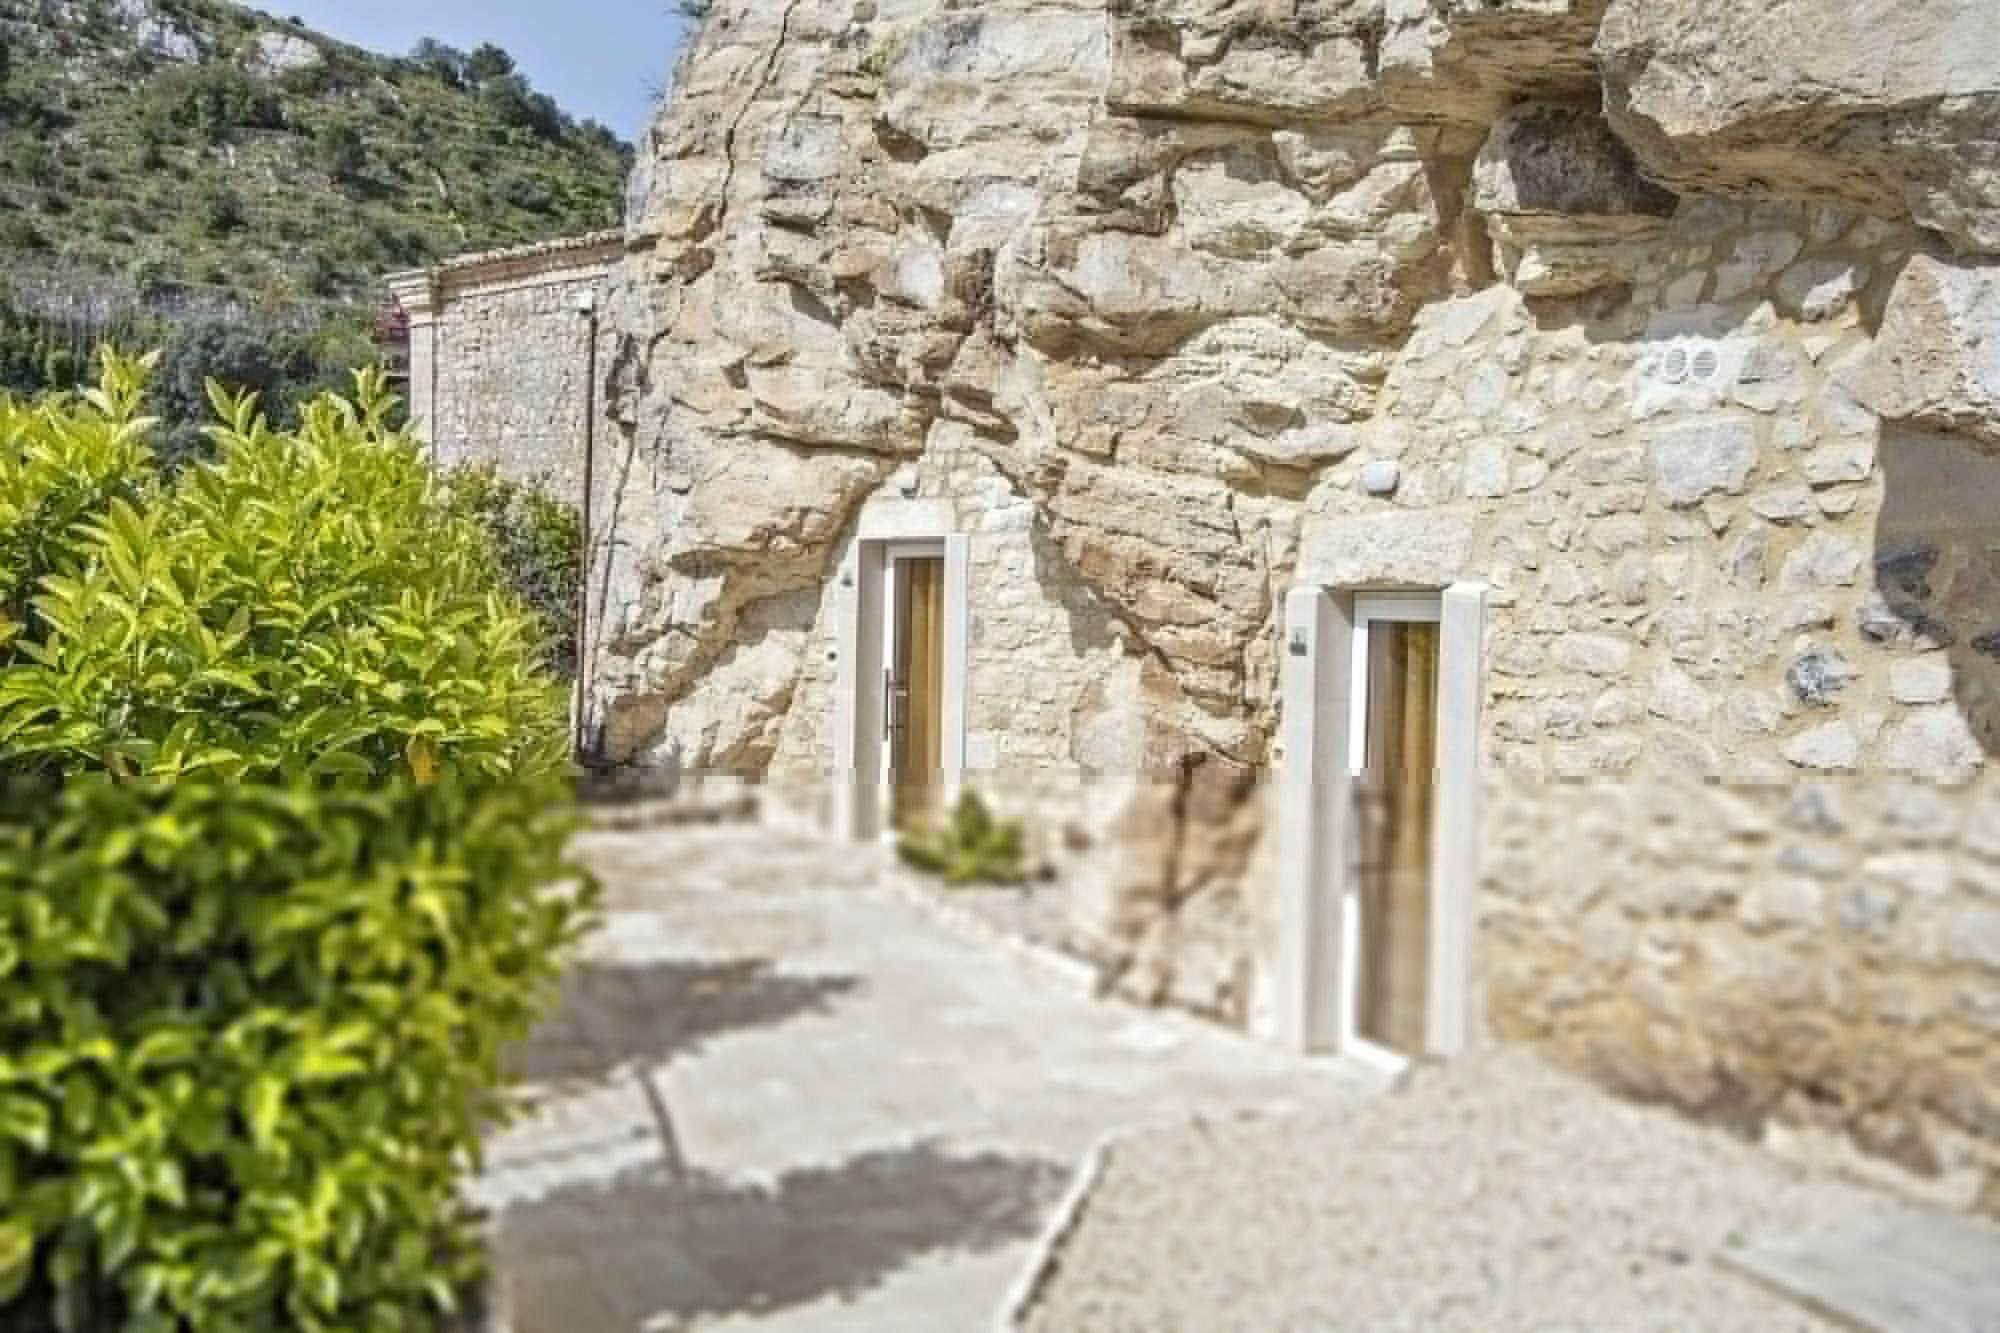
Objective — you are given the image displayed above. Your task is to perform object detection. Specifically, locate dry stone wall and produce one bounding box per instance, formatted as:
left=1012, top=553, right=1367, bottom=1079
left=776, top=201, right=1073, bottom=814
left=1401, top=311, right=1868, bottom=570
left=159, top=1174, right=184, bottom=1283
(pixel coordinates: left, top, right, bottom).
left=589, top=0, right=2000, bottom=1206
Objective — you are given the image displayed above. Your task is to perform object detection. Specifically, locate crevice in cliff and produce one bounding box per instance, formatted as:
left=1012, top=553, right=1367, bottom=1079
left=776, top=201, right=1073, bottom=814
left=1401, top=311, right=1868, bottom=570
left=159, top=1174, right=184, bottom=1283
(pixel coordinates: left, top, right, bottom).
left=707, top=0, right=811, bottom=251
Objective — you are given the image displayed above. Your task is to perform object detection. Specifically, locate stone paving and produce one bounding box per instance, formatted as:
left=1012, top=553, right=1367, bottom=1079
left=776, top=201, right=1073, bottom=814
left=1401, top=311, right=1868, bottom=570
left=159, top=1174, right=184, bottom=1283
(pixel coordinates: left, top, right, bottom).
left=468, top=822, right=1387, bottom=1333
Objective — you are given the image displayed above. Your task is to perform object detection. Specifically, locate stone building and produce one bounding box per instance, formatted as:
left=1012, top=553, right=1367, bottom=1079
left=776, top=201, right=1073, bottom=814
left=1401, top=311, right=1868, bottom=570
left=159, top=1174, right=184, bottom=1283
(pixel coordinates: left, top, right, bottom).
left=537, top=0, right=1997, bottom=1210
left=387, top=231, right=623, bottom=508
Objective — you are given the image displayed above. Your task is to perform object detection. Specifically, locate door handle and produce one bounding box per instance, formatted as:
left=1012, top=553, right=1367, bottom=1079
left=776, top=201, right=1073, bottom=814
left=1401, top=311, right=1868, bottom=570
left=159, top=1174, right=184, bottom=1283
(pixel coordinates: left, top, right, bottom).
left=883, top=673, right=908, bottom=740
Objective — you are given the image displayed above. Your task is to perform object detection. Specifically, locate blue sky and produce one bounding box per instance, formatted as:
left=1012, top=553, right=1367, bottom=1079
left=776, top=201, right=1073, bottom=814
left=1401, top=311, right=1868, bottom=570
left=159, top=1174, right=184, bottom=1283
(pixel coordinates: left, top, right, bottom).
left=259, top=1, right=689, bottom=142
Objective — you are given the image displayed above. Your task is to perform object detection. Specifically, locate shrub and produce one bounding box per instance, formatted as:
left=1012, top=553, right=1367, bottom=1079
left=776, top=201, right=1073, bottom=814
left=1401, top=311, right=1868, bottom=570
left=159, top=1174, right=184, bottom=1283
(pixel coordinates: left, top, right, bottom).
left=150, top=318, right=301, bottom=472
left=0, top=352, right=597, bottom=1331
left=479, top=74, right=565, bottom=140
left=148, top=315, right=385, bottom=475
left=498, top=176, right=555, bottom=215
left=149, top=65, right=284, bottom=142
left=196, top=186, right=247, bottom=237
left=312, top=122, right=365, bottom=184
left=439, top=464, right=582, bottom=679
left=897, top=789, right=1027, bottom=886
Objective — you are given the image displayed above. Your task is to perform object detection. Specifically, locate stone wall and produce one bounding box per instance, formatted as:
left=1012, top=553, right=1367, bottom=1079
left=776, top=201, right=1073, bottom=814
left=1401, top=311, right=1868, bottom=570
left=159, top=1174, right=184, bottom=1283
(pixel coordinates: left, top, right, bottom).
left=586, top=0, right=2000, bottom=1208
left=1274, top=194, right=2000, bottom=1208
left=388, top=232, right=623, bottom=508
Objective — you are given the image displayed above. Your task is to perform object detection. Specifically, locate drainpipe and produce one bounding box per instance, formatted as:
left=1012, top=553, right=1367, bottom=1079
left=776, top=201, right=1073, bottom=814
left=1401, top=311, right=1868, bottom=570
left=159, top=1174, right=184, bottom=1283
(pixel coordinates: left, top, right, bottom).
left=571, top=287, right=601, bottom=767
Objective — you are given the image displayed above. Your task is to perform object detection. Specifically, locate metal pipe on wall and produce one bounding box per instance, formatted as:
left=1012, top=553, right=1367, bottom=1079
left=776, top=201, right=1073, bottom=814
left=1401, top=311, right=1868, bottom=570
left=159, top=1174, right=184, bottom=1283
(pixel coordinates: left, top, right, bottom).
left=572, top=287, right=601, bottom=766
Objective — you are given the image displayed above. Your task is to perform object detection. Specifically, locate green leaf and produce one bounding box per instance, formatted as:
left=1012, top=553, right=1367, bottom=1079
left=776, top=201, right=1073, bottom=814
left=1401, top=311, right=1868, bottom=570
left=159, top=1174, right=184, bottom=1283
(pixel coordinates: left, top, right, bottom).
left=307, top=750, right=374, bottom=777
left=292, top=1044, right=365, bottom=1084
left=0, top=1218, right=32, bottom=1305
left=130, top=1027, right=200, bottom=1071
left=246, top=1075, right=285, bottom=1150
left=300, top=1256, right=340, bottom=1313
left=0, top=1095, right=50, bottom=1153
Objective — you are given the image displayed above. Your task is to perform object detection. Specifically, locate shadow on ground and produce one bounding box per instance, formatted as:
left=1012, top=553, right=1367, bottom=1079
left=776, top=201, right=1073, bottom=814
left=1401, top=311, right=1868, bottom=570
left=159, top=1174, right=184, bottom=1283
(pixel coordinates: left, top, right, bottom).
left=505, top=956, right=864, bottom=1088
left=495, top=1139, right=1069, bottom=1330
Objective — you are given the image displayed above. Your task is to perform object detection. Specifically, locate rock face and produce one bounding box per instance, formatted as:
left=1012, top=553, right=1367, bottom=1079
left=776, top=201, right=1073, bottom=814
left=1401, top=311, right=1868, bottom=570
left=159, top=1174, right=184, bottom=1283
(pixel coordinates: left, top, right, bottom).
left=1597, top=0, right=2000, bottom=255
left=1858, top=251, right=2000, bottom=448
left=589, top=0, right=2000, bottom=1207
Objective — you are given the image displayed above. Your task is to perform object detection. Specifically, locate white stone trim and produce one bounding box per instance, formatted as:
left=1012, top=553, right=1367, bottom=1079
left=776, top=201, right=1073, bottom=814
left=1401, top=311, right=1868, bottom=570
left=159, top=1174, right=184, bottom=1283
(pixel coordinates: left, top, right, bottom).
left=857, top=497, right=956, bottom=541
left=943, top=533, right=971, bottom=808
left=1273, top=580, right=1486, bottom=1060
left=1274, top=586, right=1354, bottom=1053
left=832, top=541, right=885, bottom=840
left=1429, top=582, right=1486, bottom=1056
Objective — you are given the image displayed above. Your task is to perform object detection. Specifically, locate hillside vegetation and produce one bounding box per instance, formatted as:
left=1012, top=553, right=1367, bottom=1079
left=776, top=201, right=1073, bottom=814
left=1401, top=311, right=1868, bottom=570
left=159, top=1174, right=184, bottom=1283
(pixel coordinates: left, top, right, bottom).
left=0, top=0, right=633, bottom=311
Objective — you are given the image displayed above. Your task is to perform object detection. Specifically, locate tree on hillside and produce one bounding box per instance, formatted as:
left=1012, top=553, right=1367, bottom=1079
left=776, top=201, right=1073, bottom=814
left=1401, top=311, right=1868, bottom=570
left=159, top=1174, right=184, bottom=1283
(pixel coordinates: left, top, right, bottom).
left=465, top=41, right=516, bottom=83
left=409, top=36, right=467, bottom=85
left=482, top=72, right=566, bottom=139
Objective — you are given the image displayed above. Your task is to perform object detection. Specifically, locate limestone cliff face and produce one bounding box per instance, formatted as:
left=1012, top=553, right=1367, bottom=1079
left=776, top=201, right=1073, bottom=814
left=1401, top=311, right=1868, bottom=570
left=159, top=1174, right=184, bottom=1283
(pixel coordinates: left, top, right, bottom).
left=592, top=0, right=1998, bottom=768
left=587, top=0, right=2000, bottom=1178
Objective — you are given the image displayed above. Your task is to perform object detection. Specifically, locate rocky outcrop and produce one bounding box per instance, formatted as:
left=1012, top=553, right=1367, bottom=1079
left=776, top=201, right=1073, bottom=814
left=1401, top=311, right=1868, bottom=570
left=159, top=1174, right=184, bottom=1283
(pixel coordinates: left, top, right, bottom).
left=1858, top=251, right=2000, bottom=448
left=1473, top=100, right=1675, bottom=295
left=1597, top=0, right=2000, bottom=256
left=588, top=0, right=2000, bottom=1197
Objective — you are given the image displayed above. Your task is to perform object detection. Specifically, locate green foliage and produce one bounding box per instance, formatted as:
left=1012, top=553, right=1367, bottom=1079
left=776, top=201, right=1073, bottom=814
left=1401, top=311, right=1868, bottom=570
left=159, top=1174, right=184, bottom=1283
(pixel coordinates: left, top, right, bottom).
left=195, top=185, right=246, bottom=237
left=463, top=43, right=516, bottom=84
left=0, top=2, right=631, bottom=305
left=311, top=121, right=365, bottom=184
left=148, top=63, right=285, bottom=142
left=480, top=73, right=566, bottom=141
left=897, top=790, right=1028, bottom=887
left=407, top=38, right=468, bottom=87
left=0, top=306, right=88, bottom=397
left=439, top=464, right=582, bottom=679
left=0, top=351, right=597, bottom=1331
left=140, top=311, right=387, bottom=474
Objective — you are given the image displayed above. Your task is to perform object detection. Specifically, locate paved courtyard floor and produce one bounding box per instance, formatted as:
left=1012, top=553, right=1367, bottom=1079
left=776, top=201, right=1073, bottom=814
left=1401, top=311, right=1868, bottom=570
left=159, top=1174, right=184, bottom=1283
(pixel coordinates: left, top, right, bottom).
left=468, top=822, right=1387, bottom=1333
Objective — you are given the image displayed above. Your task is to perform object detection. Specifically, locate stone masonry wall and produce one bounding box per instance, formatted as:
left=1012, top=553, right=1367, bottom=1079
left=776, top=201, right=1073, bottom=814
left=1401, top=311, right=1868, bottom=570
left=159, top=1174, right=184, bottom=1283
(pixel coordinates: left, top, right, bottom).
left=389, top=233, right=623, bottom=509
left=1282, top=194, right=2000, bottom=1208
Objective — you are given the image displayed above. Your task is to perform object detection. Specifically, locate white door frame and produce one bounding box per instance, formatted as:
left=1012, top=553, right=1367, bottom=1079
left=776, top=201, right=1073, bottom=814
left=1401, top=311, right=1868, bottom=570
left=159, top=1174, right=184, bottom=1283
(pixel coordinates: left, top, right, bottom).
left=1275, top=582, right=1485, bottom=1060
left=832, top=526, right=970, bottom=842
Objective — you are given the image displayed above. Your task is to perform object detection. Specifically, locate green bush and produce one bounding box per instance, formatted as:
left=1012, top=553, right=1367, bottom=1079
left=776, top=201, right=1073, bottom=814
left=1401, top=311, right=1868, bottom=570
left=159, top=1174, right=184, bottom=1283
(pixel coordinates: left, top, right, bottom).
left=439, top=464, right=582, bottom=680
left=148, top=314, right=387, bottom=475
left=0, top=352, right=598, bottom=1331
left=897, top=790, right=1027, bottom=886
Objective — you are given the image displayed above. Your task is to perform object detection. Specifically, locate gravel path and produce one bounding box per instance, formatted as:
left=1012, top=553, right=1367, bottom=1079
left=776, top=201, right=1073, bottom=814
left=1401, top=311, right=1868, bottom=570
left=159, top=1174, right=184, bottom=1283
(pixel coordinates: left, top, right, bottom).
left=1019, top=1047, right=1882, bottom=1333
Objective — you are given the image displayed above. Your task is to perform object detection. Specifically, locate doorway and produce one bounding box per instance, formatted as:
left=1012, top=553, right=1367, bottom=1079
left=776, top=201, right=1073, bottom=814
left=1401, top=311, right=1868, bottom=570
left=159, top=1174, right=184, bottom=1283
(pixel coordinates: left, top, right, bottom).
left=1342, top=594, right=1441, bottom=1071
left=1274, top=581, right=1481, bottom=1059
left=832, top=528, right=969, bottom=844
left=885, top=545, right=946, bottom=835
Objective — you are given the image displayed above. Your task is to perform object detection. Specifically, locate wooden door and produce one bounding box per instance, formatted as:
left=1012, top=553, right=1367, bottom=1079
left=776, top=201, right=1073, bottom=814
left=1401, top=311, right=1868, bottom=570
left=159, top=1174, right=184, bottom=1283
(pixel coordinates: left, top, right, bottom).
left=1351, top=609, right=1440, bottom=1060
left=889, top=555, right=945, bottom=833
